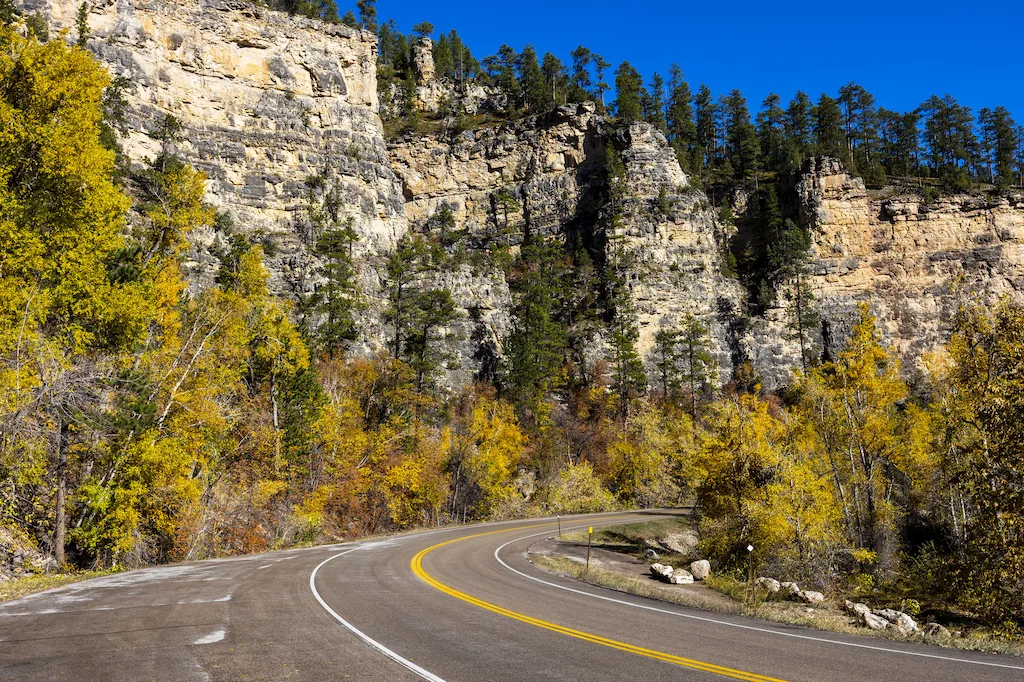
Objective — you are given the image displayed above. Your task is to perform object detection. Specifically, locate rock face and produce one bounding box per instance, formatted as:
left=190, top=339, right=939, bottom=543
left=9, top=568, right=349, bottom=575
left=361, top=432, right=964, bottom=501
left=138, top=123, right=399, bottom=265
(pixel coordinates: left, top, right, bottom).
left=29, top=0, right=405, bottom=301
left=25, top=2, right=1024, bottom=388
left=411, top=37, right=435, bottom=84
left=794, top=157, right=1024, bottom=379
left=390, top=105, right=743, bottom=381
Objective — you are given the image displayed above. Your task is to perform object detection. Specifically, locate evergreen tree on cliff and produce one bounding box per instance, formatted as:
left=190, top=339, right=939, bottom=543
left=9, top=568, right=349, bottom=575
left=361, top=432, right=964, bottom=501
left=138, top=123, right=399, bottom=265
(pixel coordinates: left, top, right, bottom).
left=613, top=61, right=643, bottom=123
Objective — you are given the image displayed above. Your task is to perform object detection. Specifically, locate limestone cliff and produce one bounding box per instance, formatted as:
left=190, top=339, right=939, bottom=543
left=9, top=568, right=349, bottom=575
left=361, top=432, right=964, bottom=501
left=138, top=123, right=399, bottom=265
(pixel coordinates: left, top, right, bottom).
left=24, top=0, right=403, bottom=306
left=21, top=2, right=1024, bottom=388
left=389, top=104, right=744, bottom=381
left=797, top=157, right=1024, bottom=375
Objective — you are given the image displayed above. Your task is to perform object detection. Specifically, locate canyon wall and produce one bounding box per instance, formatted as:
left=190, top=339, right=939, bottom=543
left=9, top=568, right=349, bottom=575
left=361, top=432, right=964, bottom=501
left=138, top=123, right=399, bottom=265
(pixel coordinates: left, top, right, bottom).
left=19, top=2, right=1024, bottom=387
left=798, top=157, right=1024, bottom=377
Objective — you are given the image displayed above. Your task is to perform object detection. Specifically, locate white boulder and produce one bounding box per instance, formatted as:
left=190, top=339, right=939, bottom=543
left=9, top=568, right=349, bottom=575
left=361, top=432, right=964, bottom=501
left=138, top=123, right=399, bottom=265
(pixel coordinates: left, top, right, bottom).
left=754, top=577, right=781, bottom=593
left=798, top=590, right=825, bottom=605
left=669, top=569, right=694, bottom=585
left=689, top=560, right=711, bottom=581
left=844, top=600, right=871, bottom=617
left=650, top=563, right=674, bottom=580
left=877, top=609, right=918, bottom=634
left=861, top=611, right=890, bottom=630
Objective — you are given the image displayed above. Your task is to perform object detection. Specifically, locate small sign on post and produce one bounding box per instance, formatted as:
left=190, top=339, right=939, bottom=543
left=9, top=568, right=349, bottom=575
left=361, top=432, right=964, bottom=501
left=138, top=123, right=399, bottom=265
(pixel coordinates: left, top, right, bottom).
left=746, top=544, right=755, bottom=607
left=586, top=526, right=593, bottom=572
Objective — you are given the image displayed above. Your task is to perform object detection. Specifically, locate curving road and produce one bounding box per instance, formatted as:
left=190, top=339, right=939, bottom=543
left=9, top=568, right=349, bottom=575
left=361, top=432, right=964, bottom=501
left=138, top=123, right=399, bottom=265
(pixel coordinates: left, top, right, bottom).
left=1, top=511, right=1022, bottom=681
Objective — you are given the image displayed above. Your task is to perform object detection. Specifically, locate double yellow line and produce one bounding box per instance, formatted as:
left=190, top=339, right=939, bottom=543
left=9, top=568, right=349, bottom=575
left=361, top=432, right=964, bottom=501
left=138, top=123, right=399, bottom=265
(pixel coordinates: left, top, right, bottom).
left=410, top=522, right=785, bottom=681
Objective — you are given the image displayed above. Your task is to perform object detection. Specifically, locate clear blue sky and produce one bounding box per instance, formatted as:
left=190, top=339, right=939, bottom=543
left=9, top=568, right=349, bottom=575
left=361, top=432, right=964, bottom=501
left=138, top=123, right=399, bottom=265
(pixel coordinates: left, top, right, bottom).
left=377, top=0, right=1021, bottom=120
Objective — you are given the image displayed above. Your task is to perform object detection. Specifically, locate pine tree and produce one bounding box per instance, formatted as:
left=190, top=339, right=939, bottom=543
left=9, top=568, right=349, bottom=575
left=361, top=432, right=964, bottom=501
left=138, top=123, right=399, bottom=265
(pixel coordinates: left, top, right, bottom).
left=677, top=315, right=715, bottom=417
left=608, top=286, right=646, bottom=425
left=502, top=240, right=568, bottom=413
left=920, top=94, right=979, bottom=189
left=75, top=2, right=89, bottom=47
left=406, top=288, right=457, bottom=390
left=483, top=45, right=519, bottom=105
left=837, top=82, right=879, bottom=172
left=613, top=61, right=644, bottom=123
left=666, top=66, right=697, bottom=173
left=517, top=45, right=547, bottom=112
left=411, top=21, right=433, bottom=39
left=721, top=90, right=760, bottom=182
left=694, top=84, right=718, bottom=179
left=653, top=328, right=682, bottom=400
left=878, top=108, right=920, bottom=177
left=385, top=235, right=428, bottom=360
left=569, top=45, right=592, bottom=102
left=813, top=94, right=846, bottom=160
left=541, top=52, right=568, bottom=105
left=356, top=0, right=376, bottom=32
left=312, top=218, right=360, bottom=355
left=643, top=72, right=667, bottom=132
left=592, top=54, right=611, bottom=108
left=978, top=106, right=1017, bottom=189
left=785, top=91, right=814, bottom=164
left=757, top=93, right=787, bottom=172
left=783, top=245, right=820, bottom=372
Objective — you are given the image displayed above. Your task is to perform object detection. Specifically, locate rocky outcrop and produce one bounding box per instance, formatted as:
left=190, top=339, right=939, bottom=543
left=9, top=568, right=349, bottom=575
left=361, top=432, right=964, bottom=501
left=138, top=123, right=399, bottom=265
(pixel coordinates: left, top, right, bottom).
left=390, top=106, right=744, bottom=381
left=798, top=157, right=1024, bottom=375
left=30, top=0, right=405, bottom=297
left=27, top=2, right=1022, bottom=388
left=411, top=36, right=435, bottom=84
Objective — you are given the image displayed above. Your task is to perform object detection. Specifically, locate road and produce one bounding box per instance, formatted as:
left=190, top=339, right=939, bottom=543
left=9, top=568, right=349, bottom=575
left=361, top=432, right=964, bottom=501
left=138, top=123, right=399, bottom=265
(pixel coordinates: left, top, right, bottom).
left=1, top=510, right=1022, bottom=681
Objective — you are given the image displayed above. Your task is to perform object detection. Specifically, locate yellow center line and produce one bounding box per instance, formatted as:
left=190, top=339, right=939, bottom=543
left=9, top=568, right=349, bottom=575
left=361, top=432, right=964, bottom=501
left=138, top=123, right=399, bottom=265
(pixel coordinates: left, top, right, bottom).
left=410, top=520, right=786, bottom=682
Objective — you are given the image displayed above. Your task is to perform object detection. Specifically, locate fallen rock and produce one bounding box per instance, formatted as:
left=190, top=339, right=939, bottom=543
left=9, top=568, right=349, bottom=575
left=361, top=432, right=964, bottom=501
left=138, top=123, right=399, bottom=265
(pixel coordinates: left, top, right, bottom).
left=877, top=609, right=919, bottom=634
left=845, top=600, right=871, bottom=617
left=861, top=611, right=890, bottom=630
left=754, top=577, right=781, bottom=593
left=798, top=590, right=825, bottom=605
left=650, top=563, right=674, bottom=580
left=689, top=560, right=711, bottom=581
left=780, top=581, right=801, bottom=598
left=662, top=530, right=699, bottom=556
left=923, top=623, right=951, bottom=639
left=645, top=548, right=659, bottom=560
left=669, top=569, right=694, bottom=585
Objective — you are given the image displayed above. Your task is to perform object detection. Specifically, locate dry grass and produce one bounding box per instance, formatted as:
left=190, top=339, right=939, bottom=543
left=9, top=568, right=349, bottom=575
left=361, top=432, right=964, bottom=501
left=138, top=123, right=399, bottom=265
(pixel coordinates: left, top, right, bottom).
left=531, top=555, right=742, bottom=615
left=0, top=569, right=119, bottom=603
left=533, top=539, right=1024, bottom=659
left=559, top=517, right=692, bottom=557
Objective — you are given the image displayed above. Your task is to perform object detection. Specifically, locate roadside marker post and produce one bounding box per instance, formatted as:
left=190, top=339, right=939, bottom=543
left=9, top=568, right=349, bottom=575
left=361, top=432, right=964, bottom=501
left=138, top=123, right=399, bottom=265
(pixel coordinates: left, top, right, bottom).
left=746, top=544, right=755, bottom=608
left=557, top=515, right=561, bottom=538
left=586, top=526, right=593, bottom=572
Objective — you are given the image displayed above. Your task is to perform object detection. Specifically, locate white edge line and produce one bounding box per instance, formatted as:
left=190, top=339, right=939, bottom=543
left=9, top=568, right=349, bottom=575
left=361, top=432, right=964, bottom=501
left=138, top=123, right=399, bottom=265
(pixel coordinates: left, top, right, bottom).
left=309, top=549, right=446, bottom=682
left=494, top=522, right=1024, bottom=672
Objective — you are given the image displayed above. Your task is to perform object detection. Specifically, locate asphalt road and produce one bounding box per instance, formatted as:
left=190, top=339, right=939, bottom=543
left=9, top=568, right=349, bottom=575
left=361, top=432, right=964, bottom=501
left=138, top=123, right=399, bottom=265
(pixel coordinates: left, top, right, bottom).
left=1, top=510, right=1022, bottom=681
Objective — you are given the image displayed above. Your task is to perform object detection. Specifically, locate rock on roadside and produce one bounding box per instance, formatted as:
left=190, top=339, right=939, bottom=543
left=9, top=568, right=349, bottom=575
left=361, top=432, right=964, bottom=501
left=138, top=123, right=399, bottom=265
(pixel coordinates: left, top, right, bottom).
left=669, top=569, right=694, bottom=585
left=754, top=577, right=781, bottom=593
left=650, top=563, right=674, bottom=580
left=798, top=590, right=825, bottom=605
left=690, top=560, right=711, bottom=581
left=861, top=611, right=891, bottom=630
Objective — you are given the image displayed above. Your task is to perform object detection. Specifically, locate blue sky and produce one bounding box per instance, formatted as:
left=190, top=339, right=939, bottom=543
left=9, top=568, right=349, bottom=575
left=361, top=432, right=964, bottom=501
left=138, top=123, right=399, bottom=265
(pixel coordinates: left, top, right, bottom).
left=377, top=0, right=1021, bottom=120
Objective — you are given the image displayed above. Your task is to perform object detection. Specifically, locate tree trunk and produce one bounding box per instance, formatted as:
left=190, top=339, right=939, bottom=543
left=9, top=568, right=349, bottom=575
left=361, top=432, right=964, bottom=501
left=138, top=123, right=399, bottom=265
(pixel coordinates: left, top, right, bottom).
left=53, top=417, right=70, bottom=569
